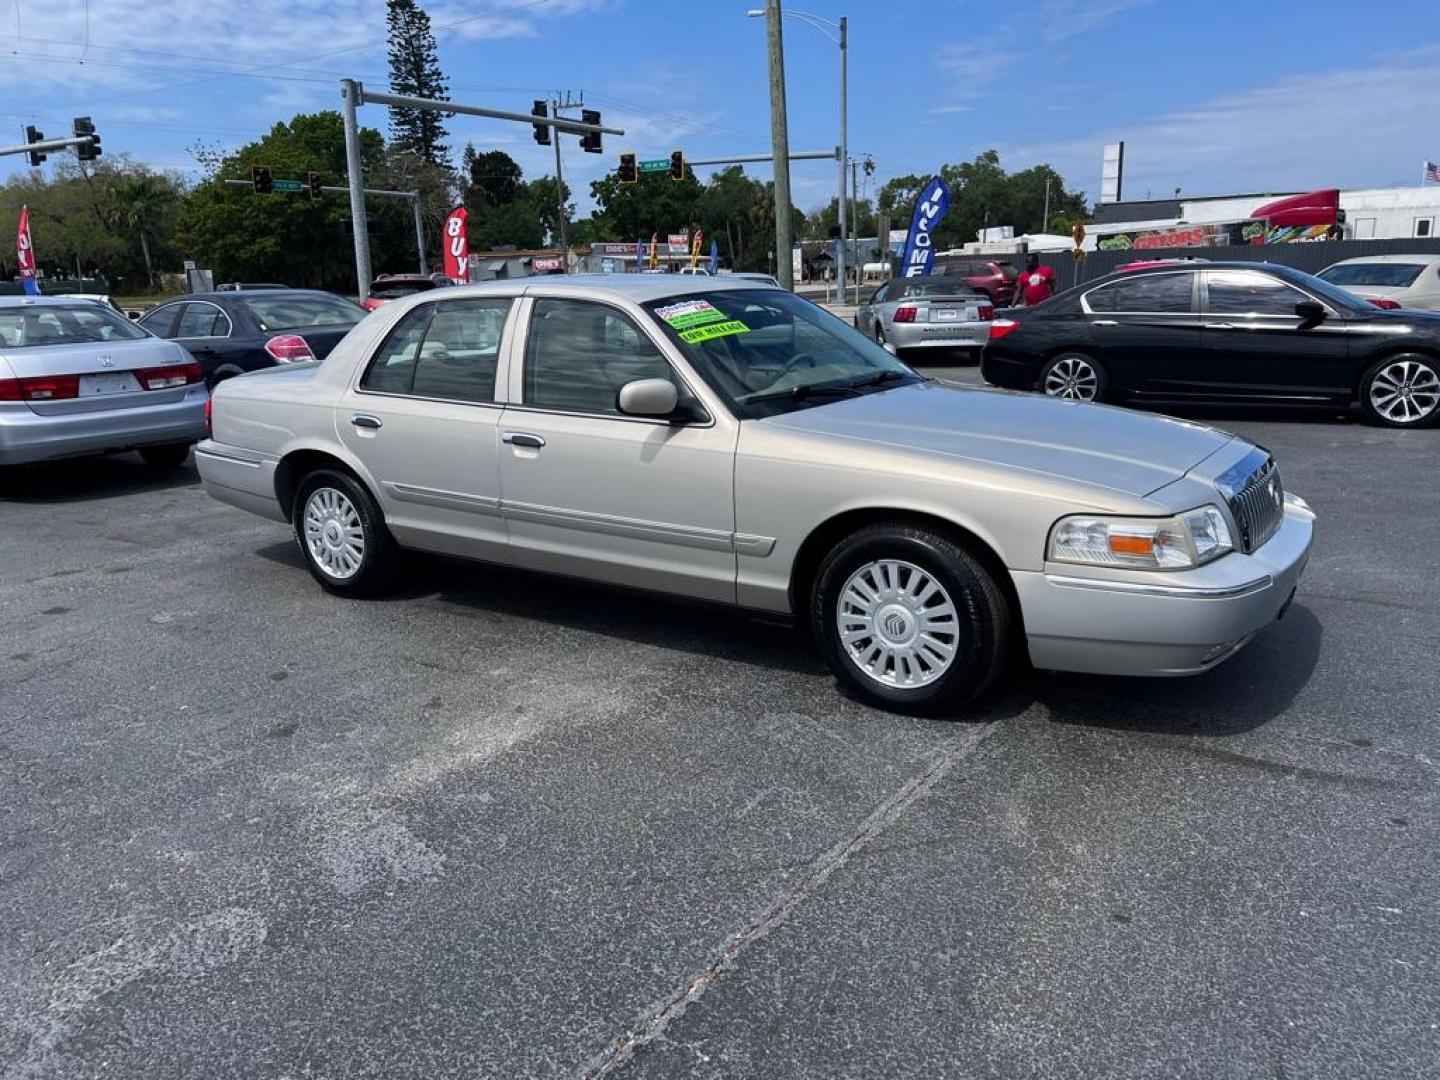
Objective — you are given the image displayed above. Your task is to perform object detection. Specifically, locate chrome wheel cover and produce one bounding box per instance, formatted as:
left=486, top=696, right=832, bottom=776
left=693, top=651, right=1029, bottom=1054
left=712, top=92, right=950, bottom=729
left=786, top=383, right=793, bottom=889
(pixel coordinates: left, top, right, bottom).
left=303, top=487, right=365, bottom=580
left=837, top=559, right=960, bottom=689
left=1370, top=359, right=1440, bottom=424
left=1043, top=356, right=1099, bottom=400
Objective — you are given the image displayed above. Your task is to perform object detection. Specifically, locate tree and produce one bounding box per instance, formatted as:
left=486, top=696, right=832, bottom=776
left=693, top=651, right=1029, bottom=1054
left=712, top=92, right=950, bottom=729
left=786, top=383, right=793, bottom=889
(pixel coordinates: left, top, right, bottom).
left=113, top=174, right=180, bottom=288
left=175, top=111, right=416, bottom=289
left=386, top=0, right=450, bottom=166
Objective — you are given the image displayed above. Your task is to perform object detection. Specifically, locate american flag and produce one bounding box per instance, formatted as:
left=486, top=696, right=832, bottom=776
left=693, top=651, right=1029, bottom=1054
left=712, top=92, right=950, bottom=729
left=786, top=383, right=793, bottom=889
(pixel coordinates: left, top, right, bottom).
left=1426, top=161, right=1440, bottom=183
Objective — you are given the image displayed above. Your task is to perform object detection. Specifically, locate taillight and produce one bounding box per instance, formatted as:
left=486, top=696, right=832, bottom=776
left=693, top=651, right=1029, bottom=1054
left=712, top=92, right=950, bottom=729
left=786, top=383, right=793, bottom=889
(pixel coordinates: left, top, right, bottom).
left=1368, top=297, right=1401, bottom=310
left=264, top=334, right=315, bottom=362
left=136, top=362, right=204, bottom=390
left=989, top=317, right=1021, bottom=341
left=362, top=298, right=384, bottom=312
left=0, top=374, right=80, bottom=401
left=978, top=304, right=994, bottom=321
left=892, top=306, right=918, bottom=323
left=204, top=395, right=213, bottom=436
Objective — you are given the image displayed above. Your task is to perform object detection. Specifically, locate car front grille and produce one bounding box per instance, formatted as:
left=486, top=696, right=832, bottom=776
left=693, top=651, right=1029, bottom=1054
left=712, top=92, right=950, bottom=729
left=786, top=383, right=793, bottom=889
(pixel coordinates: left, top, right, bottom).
left=1220, top=452, right=1285, bottom=554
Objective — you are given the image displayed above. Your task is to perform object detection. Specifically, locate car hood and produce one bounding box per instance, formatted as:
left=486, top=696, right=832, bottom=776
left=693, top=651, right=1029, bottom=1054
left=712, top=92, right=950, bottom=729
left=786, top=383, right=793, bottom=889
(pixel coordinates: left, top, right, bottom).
left=759, top=381, right=1236, bottom=498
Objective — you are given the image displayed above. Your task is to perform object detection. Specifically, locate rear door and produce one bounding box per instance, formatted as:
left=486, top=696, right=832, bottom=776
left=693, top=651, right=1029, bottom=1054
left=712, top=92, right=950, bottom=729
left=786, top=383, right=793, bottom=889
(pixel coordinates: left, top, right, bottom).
left=168, top=301, right=259, bottom=383
left=336, top=296, right=515, bottom=562
left=1081, top=271, right=1203, bottom=396
left=1200, top=269, right=1352, bottom=402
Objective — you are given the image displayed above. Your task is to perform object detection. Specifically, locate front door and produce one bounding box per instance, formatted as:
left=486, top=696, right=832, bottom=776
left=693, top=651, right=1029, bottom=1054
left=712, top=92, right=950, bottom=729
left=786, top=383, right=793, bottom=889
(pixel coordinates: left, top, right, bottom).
left=336, top=296, right=514, bottom=562
left=498, top=295, right=739, bottom=604
left=1199, top=269, right=1353, bottom=403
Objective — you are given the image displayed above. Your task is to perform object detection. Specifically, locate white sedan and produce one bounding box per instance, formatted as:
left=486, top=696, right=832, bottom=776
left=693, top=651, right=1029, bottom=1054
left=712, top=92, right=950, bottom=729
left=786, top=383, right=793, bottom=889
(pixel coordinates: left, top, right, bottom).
left=1316, top=255, right=1440, bottom=310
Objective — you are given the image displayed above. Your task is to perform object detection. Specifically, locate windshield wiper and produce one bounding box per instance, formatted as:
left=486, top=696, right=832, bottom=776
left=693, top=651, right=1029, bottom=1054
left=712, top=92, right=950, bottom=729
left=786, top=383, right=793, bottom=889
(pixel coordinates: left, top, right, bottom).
left=846, top=369, right=916, bottom=390
left=744, top=382, right=865, bottom=406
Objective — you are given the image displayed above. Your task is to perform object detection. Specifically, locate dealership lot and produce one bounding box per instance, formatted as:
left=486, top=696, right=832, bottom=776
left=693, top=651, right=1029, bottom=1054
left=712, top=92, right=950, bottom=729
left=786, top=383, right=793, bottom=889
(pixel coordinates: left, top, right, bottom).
left=3, top=361, right=1438, bottom=1078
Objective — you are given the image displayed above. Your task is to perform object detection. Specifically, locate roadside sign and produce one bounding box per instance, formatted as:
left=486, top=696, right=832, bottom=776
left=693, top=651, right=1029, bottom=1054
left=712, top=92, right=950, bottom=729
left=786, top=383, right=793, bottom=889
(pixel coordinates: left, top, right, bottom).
left=273, top=179, right=305, bottom=193
left=639, top=159, right=669, bottom=173
left=1072, top=222, right=1086, bottom=245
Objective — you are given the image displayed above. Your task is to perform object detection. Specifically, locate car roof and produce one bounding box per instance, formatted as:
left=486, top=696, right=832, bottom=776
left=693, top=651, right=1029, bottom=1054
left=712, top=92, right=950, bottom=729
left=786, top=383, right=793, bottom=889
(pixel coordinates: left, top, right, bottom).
left=1324, top=255, right=1437, bottom=266
left=0, top=295, right=115, bottom=308
left=178, top=288, right=351, bottom=301
left=434, top=274, right=776, bottom=303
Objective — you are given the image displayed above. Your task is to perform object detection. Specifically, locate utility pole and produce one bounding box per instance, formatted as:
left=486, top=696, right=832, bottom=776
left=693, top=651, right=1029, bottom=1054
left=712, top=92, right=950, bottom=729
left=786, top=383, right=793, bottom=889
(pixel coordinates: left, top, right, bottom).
left=837, top=15, right=849, bottom=302
left=851, top=158, right=860, bottom=283
left=340, top=79, right=372, bottom=296
left=550, top=91, right=583, bottom=255
left=1042, top=177, right=1052, bottom=234
left=412, top=192, right=427, bottom=274
left=764, top=0, right=794, bottom=290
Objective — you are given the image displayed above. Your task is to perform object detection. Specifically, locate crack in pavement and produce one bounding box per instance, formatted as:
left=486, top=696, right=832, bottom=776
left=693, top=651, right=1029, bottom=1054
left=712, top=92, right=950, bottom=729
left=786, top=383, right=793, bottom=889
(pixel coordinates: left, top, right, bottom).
left=576, top=719, right=1002, bottom=1078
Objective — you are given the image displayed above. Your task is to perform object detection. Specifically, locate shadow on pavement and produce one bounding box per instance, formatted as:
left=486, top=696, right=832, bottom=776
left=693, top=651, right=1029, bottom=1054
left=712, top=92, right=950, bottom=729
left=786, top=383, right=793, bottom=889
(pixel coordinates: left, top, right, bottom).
left=0, top=453, right=199, bottom=503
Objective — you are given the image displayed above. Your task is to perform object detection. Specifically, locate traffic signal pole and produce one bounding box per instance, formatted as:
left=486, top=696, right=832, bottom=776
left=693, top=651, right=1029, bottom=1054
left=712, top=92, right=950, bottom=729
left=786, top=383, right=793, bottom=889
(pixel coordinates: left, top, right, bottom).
left=339, top=79, right=622, bottom=298
left=0, top=135, right=97, bottom=159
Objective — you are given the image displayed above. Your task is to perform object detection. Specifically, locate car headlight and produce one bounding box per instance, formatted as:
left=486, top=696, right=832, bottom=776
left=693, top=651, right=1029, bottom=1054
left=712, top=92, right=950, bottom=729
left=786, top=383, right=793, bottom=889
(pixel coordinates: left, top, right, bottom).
left=1048, top=506, right=1233, bottom=570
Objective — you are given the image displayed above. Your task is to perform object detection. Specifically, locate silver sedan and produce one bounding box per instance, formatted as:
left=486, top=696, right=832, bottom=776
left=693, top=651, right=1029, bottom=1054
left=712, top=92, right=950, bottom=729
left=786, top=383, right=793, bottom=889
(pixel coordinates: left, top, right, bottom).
left=854, top=277, right=994, bottom=353
left=0, top=297, right=208, bottom=468
left=197, top=276, right=1313, bottom=716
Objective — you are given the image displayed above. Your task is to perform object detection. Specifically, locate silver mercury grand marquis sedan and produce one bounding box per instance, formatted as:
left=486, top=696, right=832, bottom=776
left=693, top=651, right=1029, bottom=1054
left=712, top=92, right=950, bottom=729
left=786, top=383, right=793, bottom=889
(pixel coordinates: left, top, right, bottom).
left=196, top=275, right=1314, bottom=715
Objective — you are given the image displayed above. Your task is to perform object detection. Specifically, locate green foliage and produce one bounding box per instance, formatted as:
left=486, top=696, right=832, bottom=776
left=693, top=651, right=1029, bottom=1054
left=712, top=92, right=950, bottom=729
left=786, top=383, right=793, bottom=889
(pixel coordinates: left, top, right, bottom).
left=175, top=111, right=418, bottom=289
left=385, top=0, right=451, bottom=166
left=459, top=145, right=568, bottom=250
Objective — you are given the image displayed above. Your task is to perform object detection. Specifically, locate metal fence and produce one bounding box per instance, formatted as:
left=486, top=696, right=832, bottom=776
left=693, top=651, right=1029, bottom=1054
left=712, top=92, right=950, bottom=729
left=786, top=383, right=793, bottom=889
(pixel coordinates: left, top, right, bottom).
left=1033, top=237, right=1440, bottom=288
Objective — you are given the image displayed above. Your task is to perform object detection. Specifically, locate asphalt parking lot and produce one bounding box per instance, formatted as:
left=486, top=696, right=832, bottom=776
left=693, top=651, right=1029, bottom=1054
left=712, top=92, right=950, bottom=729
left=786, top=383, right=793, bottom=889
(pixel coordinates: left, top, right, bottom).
left=3, top=358, right=1438, bottom=1079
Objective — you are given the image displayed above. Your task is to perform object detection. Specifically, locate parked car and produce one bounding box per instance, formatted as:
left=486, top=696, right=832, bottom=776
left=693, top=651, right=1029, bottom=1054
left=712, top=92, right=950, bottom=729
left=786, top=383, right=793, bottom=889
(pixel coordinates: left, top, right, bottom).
left=195, top=276, right=1313, bottom=715
left=854, top=277, right=994, bottom=353
left=730, top=272, right=782, bottom=288
left=981, top=261, right=1440, bottom=428
left=677, top=266, right=712, bottom=276
left=216, top=282, right=289, bottom=292
left=138, top=289, right=365, bottom=389
left=361, top=273, right=456, bottom=312
left=935, top=258, right=1017, bottom=304
left=0, top=296, right=207, bottom=467
left=1316, top=255, right=1440, bottom=310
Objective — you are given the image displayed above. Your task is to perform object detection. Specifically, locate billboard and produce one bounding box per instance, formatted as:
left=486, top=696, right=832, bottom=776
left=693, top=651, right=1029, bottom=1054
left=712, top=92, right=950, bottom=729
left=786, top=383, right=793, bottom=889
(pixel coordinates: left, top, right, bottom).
left=1100, top=142, right=1125, bottom=204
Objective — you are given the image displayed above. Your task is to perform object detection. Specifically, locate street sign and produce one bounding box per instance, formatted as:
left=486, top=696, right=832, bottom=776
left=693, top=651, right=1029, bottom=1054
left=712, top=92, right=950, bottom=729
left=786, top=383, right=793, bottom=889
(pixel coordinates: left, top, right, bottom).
left=273, top=179, right=305, bottom=193
left=639, top=159, right=669, bottom=173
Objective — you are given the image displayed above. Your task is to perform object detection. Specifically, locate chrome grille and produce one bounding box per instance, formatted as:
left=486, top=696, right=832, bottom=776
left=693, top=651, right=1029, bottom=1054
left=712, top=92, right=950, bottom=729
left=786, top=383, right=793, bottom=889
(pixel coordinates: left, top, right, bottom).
left=1219, top=451, right=1284, bottom=554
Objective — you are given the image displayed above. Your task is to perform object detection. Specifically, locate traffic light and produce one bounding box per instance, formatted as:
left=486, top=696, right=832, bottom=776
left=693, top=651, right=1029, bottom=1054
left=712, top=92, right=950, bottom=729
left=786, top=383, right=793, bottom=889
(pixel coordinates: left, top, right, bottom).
left=579, top=108, right=602, bottom=154
left=307, top=172, right=324, bottom=199
left=24, top=126, right=46, bottom=167
left=617, top=152, right=637, bottom=185
left=669, top=150, right=685, bottom=181
left=72, top=116, right=100, bottom=161
left=531, top=100, right=551, bottom=146
left=251, top=165, right=274, bottom=195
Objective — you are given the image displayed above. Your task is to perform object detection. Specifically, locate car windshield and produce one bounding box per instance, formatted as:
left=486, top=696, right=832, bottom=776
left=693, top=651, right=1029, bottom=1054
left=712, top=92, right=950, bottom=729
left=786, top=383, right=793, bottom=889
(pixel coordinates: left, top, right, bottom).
left=1318, top=263, right=1426, bottom=288
left=0, top=303, right=148, bottom=347
left=642, top=288, right=921, bottom=419
left=242, top=294, right=364, bottom=331
left=994, top=262, right=1018, bottom=277
left=1274, top=267, right=1379, bottom=313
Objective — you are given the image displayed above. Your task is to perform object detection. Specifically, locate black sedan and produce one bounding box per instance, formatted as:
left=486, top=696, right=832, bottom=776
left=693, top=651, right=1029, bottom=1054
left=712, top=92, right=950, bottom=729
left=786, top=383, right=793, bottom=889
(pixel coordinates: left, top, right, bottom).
left=980, top=262, right=1440, bottom=428
left=137, top=290, right=365, bottom=388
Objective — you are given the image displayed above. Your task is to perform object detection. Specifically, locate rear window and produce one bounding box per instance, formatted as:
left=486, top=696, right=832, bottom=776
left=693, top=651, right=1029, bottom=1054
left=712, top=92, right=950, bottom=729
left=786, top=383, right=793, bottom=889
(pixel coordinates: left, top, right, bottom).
left=0, top=303, right=147, bottom=347
left=369, top=279, right=438, bottom=299
left=894, top=280, right=982, bottom=299
left=241, top=294, right=363, bottom=331
left=1317, top=263, right=1426, bottom=288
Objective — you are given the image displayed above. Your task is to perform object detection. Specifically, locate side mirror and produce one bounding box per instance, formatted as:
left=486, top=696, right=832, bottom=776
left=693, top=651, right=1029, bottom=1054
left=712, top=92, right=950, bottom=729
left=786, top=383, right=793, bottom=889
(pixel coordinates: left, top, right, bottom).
left=1295, top=299, right=1326, bottom=322
left=617, top=377, right=679, bottom=418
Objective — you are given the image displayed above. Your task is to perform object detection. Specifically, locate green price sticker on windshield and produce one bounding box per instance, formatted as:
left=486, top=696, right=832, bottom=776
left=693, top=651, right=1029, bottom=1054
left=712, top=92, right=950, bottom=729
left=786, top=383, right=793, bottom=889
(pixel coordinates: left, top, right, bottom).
left=678, top=319, right=750, bottom=345
left=655, top=299, right=729, bottom=331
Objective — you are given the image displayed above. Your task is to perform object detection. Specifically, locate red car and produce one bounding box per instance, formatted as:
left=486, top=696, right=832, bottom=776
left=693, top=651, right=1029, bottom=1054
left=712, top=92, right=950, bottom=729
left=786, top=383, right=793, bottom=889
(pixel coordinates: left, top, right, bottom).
left=361, top=273, right=456, bottom=312
left=935, top=258, right=1017, bottom=304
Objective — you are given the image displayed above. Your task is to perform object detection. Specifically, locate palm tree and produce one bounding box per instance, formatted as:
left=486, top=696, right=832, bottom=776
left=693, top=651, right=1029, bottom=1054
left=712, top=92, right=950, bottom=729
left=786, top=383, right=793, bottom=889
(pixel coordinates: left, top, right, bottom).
left=113, top=175, right=178, bottom=289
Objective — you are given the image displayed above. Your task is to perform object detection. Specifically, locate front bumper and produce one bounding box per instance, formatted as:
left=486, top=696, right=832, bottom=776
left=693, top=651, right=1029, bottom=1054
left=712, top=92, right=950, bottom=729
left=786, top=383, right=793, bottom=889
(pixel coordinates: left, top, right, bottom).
left=888, top=320, right=991, bottom=350
left=0, top=390, right=209, bottom=466
left=1012, top=499, right=1315, bottom=676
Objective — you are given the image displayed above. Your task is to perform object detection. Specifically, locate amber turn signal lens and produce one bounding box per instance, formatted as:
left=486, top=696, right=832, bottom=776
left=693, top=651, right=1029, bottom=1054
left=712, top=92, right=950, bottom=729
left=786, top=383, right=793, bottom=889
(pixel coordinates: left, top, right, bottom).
left=1107, top=533, right=1155, bottom=557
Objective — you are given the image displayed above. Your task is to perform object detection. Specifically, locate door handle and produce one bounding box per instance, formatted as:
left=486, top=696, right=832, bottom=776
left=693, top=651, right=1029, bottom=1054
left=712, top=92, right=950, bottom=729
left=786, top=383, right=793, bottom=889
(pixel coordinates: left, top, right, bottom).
left=502, top=431, right=546, bottom=449
left=1091, top=319, right=1118, bottom=326
left=351, top=414, right=383, bottom=430
left=1207, top=322, right=1236, bottom=330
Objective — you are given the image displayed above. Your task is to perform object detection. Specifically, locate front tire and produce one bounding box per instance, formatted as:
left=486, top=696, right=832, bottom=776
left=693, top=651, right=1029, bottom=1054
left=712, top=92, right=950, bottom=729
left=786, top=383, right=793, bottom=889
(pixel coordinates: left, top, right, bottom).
left=138, top=442, right=192, bottom=469
left=810, top=523, right=1013, bottom=716
left=293, top=469, right=398, bottom=596
left=1359, top=353, right=1440, bottom=428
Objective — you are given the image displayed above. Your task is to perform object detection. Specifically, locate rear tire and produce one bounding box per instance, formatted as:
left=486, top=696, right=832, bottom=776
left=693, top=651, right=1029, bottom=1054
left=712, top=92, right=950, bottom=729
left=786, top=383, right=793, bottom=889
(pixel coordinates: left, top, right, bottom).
left=1038, top=352, right=1108, bottom=402
left=293, top=469, right=398, bottom=597
left=810, top=522, right=1012, bottom=716
left=1358, top=353, right=1440, bottom=428
left=139, top=443, right=192, bottom=469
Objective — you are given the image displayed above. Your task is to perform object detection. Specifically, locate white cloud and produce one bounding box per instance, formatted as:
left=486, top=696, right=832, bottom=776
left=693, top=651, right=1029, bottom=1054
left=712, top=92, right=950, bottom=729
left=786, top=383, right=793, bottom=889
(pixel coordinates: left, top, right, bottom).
left=998, top=45, right=1440, bottom=199
left=929, top=41, right=1021, bottom=114
left=1039, top=0, right=1150, bottom=42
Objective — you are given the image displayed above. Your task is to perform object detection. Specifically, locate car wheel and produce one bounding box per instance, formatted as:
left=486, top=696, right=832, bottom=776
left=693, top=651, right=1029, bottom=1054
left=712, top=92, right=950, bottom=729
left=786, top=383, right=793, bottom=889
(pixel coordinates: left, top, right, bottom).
left=138, top=442, right=192, bottom=469
left=293, top=468, right=398, bottom=596
left=1039, top=352, right=1108, bottom=402
left=811, top=522, right=1012, bottom=716
left=1359, top=353, right=1440, bottom=428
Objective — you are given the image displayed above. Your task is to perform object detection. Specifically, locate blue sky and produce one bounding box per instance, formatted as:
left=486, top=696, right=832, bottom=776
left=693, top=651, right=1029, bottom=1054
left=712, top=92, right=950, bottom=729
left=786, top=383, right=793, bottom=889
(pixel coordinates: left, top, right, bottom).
left=4, top=0, right=1440, bottom=217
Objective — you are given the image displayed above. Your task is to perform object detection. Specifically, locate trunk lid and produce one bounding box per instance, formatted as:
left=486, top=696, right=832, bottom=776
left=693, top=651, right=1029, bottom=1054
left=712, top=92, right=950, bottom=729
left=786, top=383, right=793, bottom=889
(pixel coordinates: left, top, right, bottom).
left=1, top=337, right=198, bottom=416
